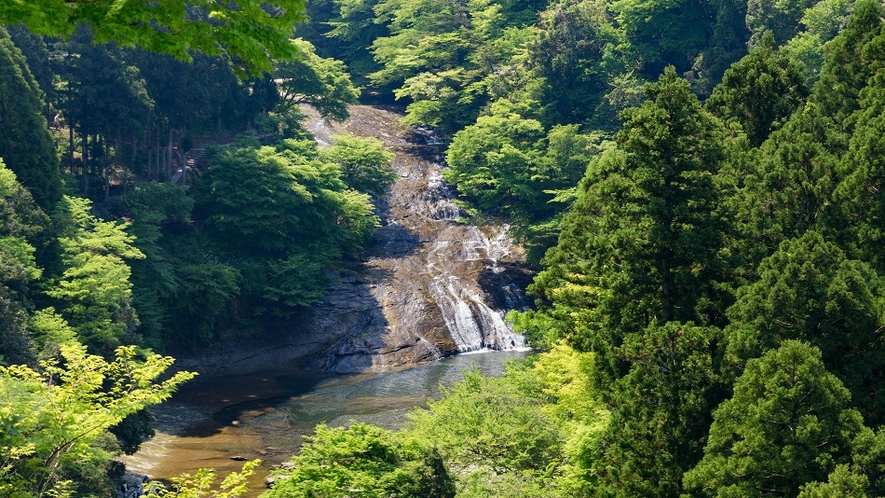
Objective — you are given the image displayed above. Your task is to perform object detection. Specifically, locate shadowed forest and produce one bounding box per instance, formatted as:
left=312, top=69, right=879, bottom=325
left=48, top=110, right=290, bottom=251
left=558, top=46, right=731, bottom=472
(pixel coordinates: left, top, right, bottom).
left=3, top=0, right=885, bottom=494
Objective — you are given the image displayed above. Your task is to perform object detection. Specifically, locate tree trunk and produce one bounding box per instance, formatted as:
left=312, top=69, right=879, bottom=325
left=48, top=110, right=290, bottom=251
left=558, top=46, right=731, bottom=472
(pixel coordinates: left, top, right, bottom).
left=82, top=133, right=89, bottom=197
left=104, top=134, right=111, bottom=202
left=146, top=126, right=152, bottom=181
left=167, top=128, right=173, bottom=182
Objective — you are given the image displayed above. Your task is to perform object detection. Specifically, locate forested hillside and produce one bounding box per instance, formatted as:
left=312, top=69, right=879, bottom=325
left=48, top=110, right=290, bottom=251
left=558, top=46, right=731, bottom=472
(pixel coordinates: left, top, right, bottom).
left=2, top=0, right=885, bottom=494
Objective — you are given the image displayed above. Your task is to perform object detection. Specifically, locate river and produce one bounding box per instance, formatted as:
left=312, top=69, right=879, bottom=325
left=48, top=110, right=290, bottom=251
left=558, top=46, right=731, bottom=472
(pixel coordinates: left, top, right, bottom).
left=123, top=351, right=528, bottom=496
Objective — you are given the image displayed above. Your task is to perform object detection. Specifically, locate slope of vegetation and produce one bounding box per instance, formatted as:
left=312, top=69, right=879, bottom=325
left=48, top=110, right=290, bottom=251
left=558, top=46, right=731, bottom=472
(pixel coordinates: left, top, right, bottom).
left=3, top=0, right=885, bottom=493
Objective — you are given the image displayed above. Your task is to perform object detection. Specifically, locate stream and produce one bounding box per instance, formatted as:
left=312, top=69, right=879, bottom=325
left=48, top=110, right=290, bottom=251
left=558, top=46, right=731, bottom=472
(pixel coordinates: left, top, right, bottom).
left=123, top=105, right=533, bottom=495
left=123, top=351, right=527, bottom=496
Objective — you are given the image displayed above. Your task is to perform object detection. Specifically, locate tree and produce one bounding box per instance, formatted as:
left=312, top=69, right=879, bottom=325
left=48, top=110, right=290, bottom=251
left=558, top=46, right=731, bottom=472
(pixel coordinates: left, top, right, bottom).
left=0, top=0, right=306, bottom=75
left=528, top=68, right=728, bottom=386
left=833, top=69, right=885, bottom=272
left=0, top=343, right=194, bottom=497
left=809, top=0, right=885, bottom=148
left=593, top=322, right=722, bottom=495
left=264, top=424, right=455, bottom=498
left=684, top=341, right=864, bottom=496
left=723, top=231, right=885, bottom=423
left=319, top=133, right=396, bottom=195
left=273, top=38, right=359, bottom=121
left=706, top=32, right=809, bottom=147
left=613, top=0, right=716, bottom=77
left=193, top=139, right=378, bottom=316
left=745, top=0, right=817, bottom=45
left=525, top=0, right=626, bottom=128
left=0, top=159, right=48, bottom=365
left=0, top=27, right=62, bottom=210
left=47, top=196, right=145, bottom=354
left=406, top=367, right=565, bottom=495
left=149, top=460, right=259, bottom=498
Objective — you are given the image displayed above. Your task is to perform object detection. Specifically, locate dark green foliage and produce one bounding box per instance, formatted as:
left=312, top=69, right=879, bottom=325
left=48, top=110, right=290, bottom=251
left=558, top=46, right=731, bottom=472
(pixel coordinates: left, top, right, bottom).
left=0, top=27, right=62, bottom=210
left=724, top=231, right=885, bottom=422
left=684, top=341, right=864, bottom=497
left=0, top=159, right=47, bottom=365
left=529, top=69, right=728, bottom=385
left=594, top=322, right=722, bottom=495
left=746, top=0, right=818, bottom=45
left=810, top=0, right=885, bottom=147
left=614, top=0, right=716, bottom=77
left=526, top=0, right=624, bottom=128
left=706, top=32, right=809, bottom=147
left=265, top=423, right=456, bottom=498
left=733, top=107, right=837, bottom=259
left=834, top=71, right=885, bottom=272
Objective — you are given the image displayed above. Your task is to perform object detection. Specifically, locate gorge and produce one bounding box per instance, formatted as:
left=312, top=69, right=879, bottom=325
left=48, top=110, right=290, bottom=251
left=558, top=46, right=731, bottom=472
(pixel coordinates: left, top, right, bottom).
left=122, top=104, right=534, bottom=493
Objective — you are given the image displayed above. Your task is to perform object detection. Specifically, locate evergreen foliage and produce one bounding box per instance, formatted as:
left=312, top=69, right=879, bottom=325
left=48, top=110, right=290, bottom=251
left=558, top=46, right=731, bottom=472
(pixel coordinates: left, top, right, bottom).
left=0, top=27, right=61, bottom=210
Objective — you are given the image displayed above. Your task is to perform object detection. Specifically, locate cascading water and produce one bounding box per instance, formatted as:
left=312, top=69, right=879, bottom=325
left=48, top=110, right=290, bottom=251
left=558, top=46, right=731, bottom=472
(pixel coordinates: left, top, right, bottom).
left=291, top=105, right=533, bottom=371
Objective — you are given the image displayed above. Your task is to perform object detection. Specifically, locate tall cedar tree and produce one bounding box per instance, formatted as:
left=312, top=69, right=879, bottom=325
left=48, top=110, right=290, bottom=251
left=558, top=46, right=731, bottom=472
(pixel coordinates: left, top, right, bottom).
left=723, top=231, right=885, bottom=423
left=529, top=67, right=728, bottom=389
left=685, top=341, right=864, bottom=496
left=0, top=27, right=61, bottom=211
left=706, top=31, right=809, bottom=147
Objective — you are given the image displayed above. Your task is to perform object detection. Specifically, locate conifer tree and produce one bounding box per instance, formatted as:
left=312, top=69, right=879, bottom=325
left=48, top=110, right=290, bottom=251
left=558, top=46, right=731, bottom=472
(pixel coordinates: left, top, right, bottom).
left=685, top=341, right=863, bottom=496
left=530, top=67, right=728, bottom=385
left=706, top=31, right=809, bottom=147
left=0, top=27, right=62, bottom=211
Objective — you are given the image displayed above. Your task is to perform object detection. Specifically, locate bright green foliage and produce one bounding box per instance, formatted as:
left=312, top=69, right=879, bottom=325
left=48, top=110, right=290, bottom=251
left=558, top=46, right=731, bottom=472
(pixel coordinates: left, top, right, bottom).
left=706, top=32, right=809, bottom=147
left=684, top=341, right=864, bottom=497
left=780, top=0, right=853, bottom=85
left=0, top=0, right=306, bottom=76
left=264, top=424, right=455, bottom=498
left=320, top=133, right=397, bottom=195
left=528, top=69, right=727, bottom=385
left=407, top=367, right=564, bottom=495
left=409, top=367, right=562, bottom=475
left=593, top=322, right=722, bottom=495
left=799, top=464, right=870, bottom=497
left=445, top=100, right=596, bottom=227
left=150, top=460, right=260, bottom=498
left=0, top=27, right=61, bottom=210
left=370, top=0, right=537, bottom=133
left=197, top=141, right=378, bottom=257
left=194, top=139, right=378, bottom=315
left=445, top=101, right=546, bottom=221
left=274, top=38, right=359, bottom=121
left=0, top=343, right=194, bottom=497
left=47, top=196, right=145, bottom=353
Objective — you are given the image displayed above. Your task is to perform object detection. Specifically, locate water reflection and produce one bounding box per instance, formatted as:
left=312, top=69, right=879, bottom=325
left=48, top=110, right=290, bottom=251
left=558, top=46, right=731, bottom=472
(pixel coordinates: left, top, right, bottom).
left=125, top=350, right=528, bottom=496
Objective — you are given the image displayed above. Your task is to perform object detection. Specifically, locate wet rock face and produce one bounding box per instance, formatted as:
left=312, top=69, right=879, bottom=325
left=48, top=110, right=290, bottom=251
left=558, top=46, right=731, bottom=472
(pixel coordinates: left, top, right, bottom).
left=291, top=105, right=533, bottom=372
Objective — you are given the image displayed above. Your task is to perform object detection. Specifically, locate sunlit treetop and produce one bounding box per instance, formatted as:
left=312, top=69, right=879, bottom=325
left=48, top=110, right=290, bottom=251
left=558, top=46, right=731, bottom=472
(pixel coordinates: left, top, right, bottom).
left=0, top=0, right=305, bottom=75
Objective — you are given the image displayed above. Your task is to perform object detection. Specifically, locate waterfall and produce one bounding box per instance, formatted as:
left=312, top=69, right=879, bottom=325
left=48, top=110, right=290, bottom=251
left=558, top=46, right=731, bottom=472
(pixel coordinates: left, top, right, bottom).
left=296, top=105, right=532, bottom=372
